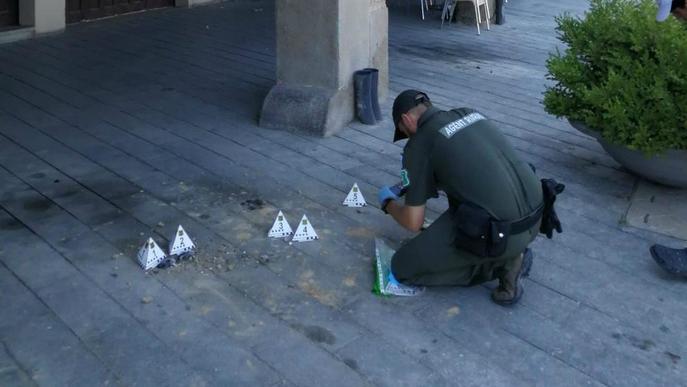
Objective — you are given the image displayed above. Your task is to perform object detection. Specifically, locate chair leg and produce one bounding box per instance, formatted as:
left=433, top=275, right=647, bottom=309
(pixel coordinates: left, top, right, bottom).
left=421, top=0, right=425, bottom=20
left=448, top=1, right=458, bottom=26
left=484, top=1, right=491, bottom=30
left=473, top=1, right=480, bottom=35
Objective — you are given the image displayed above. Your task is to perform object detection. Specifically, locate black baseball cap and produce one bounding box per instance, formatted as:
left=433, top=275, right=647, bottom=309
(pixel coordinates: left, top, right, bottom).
left=392, top=90, right=430, bottom=142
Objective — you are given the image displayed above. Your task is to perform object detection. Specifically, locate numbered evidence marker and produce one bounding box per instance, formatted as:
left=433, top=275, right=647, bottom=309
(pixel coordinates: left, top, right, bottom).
left=268, top=210, right=293, bottom=238
left=169, top=225, right=196, bottom=256
left=342, top=183, right=367, bottom=207
left=137, top=238, right=167, bottom=271
left=291, top=214, right=319, bottom=242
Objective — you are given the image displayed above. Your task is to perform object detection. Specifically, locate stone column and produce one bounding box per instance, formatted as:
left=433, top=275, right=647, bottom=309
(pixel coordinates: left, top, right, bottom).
left=260, top=0, right=389, bottom=137
left=34, top=0, right=66, bottom=34
left=369, top=0, right=389, bottom=100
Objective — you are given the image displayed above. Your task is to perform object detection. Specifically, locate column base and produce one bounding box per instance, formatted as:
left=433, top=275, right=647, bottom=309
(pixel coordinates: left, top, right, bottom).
left=259, top=83, right=352, bottom=137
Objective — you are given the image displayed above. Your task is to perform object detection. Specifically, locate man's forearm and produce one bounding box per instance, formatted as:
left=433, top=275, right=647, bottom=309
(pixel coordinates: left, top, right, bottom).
left=385, top=200, right=423, bottom=232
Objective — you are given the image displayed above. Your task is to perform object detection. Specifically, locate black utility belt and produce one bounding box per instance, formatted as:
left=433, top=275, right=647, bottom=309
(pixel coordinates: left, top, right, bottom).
left=452, top=202, right=544, bottom=258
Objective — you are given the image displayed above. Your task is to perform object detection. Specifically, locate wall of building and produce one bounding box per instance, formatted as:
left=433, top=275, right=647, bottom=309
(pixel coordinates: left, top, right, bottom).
left=18, top=0, right=34, bottom=26
left=9, top=0, right=212, bottom=38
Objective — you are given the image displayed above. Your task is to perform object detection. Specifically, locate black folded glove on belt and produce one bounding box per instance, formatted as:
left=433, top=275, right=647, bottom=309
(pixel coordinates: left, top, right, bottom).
left=540, top=178, right=565, bottom=239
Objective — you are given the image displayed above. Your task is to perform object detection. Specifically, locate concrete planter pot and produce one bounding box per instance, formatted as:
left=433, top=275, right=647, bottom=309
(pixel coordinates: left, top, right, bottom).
left=569, top=120, right=687, bottom=188
left=569, top=119, right=602, bottom=140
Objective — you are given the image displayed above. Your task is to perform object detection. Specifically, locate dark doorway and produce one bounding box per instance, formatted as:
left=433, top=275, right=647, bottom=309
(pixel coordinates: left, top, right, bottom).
left=0, top=0, right=19, bottom=28
left=67, top=0, right=174, bottom=24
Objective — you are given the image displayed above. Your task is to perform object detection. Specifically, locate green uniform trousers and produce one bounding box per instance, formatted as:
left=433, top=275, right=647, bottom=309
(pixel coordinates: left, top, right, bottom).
left=391, top=209, right=539, bottom=287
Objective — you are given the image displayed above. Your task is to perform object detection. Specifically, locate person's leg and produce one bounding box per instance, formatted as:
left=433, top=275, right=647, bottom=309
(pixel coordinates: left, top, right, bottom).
left=391, top=210, right=518, bottom=287
left=491, top=223, right=539, bottom=305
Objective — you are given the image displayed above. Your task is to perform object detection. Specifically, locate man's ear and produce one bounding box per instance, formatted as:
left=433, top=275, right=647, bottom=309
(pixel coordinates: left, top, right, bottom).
left=401, top=113, right=414, bottom=131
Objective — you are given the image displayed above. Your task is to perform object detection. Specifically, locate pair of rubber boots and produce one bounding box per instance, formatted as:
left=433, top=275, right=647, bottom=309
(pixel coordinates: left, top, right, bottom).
left=354, top=68, right=382, bottom=125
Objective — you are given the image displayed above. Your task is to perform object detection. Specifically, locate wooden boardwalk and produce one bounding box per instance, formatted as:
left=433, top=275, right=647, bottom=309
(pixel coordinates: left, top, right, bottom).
left=0, top=1, right=685, bottom=386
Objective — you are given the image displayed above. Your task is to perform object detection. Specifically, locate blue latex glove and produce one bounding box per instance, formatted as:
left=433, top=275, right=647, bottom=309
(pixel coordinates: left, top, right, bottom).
left=388, top=271, right=400, bottom=286
left=378, top=186, right=399, bottom=213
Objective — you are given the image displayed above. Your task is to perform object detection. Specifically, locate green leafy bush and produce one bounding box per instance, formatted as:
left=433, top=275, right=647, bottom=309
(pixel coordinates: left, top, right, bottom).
left=544, top=0, right=687, bottom=154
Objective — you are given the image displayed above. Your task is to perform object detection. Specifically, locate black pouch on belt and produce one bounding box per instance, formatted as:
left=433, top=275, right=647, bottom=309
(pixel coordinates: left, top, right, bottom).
left=452, top=202, right=510, bottom=257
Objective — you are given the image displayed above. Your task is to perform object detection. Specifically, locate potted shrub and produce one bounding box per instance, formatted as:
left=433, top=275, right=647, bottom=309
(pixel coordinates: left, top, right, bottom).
left=543, top=0, right=687, bottom=187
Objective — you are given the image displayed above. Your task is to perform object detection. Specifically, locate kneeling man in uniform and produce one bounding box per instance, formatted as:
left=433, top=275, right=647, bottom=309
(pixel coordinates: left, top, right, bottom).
left=378, top=90, right=546, bottom=305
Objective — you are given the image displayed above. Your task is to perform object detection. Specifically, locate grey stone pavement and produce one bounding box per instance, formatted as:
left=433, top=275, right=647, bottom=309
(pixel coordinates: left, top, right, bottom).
left=0, top=1, right=686, bottom=386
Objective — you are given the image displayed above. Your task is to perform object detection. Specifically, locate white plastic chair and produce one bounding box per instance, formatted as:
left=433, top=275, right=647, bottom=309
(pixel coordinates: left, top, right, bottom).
left=441, top=0, right=491, bottom=35
left=420, top=0, right=431, bottom=20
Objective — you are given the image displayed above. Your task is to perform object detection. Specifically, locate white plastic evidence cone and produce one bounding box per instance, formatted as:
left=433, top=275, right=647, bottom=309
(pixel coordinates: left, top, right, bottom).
left=342, top=183, right=366, bottom=207
left=137, top=238, right=167, bottom=271
left=291, top=214, right=319, bottom=242
left=169, top=225, right=196, bottom=256
left=268, top=210, right=293, bottom=238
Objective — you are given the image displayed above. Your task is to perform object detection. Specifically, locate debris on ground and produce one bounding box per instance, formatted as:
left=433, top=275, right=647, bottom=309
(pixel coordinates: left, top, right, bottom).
left=258, top=254, right=270, bottom=265
left=241, top=198, right=266, bottom=210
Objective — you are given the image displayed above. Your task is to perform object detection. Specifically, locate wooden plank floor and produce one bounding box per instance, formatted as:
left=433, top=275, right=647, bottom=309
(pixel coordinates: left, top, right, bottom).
left=0, top=1, right=685, bottom=386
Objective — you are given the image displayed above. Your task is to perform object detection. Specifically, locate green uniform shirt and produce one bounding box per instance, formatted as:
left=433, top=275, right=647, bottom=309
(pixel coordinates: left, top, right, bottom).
left=401, top=107, right=543, bottom=221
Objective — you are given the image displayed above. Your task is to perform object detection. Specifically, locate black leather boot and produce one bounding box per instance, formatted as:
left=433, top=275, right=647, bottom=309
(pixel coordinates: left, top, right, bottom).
left=354, top=69, right=377, bottom=125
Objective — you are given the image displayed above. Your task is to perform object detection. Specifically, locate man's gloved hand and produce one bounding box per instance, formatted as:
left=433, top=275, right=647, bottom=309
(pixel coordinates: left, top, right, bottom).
left=389, top=181, right=407, bottom=197
left=378, top=186, right=399, bottom=213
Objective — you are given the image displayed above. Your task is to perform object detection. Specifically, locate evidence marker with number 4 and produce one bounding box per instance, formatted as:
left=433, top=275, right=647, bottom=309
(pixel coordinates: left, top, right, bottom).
left=292, top=214, right=319, bottom=242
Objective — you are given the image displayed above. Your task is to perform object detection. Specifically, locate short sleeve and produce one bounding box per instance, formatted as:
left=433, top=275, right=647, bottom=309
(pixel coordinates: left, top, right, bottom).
left=401, top=140, right=438, bottom=206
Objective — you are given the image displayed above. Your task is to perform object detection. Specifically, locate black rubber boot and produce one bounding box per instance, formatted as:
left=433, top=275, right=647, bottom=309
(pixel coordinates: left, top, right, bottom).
left=650, top=245, right=687, bottom=276
left=354, top=69, right=377, bottom=125
left=364, top=68, right=383, bottom=122
left=495, top=0, right=506, bottom=25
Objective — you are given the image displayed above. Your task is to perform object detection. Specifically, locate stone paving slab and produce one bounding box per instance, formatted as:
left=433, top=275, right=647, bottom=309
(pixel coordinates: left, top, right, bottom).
left=626, top=180, right=687, bottom=241
left=0, top=262, right=117, bottom=387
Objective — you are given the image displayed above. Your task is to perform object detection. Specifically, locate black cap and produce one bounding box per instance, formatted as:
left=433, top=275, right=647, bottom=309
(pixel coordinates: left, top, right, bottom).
left=392, top=90, right=430, bottom=142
